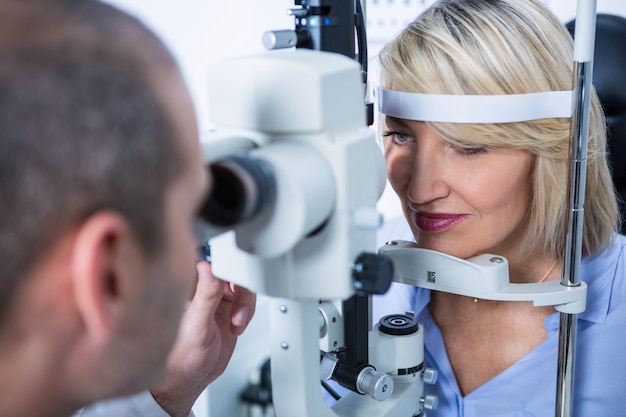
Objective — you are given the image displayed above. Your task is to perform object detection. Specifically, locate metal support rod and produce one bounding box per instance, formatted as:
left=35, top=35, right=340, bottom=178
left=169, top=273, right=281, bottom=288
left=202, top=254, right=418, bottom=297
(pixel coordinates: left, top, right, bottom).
left=556, top=312, right=578, bottom=416
left=556, top=1, right=596, bottom=415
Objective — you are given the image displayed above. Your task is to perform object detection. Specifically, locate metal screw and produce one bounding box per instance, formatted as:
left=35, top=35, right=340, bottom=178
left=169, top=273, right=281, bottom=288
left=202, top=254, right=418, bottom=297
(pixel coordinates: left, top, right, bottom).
left=489, top=257, right=504, bottom=263
left=279, top=305, right=288, bottom=313
left=281, top=342, right=289, bottom=350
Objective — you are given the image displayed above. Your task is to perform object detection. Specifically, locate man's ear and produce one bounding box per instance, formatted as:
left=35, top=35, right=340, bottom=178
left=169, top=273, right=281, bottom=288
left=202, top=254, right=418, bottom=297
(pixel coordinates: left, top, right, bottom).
left=70, top=211, right=137, bottom=342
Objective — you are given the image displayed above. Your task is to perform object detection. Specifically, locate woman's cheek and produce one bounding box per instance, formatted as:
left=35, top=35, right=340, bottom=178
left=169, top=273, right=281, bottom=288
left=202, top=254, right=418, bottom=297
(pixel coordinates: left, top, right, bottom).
left=386, top=148, right=414, bottom=195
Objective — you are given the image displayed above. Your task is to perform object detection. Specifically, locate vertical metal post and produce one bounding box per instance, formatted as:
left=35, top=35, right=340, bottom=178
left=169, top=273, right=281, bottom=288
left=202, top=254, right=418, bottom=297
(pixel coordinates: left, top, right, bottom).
left=556, top=1, right=596, bottom=416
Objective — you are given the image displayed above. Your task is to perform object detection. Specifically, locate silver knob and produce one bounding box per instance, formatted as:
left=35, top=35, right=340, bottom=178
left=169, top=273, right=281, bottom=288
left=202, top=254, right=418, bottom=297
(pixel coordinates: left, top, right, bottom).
left=421, top=394, right=439, bottom=411
left=287, top=7, right=308, bottom=17
left=423, top=367, right=438, bottom=385
left=357, top=367, right=394, bottom=401
left=262, top=30, right=297, bottom=50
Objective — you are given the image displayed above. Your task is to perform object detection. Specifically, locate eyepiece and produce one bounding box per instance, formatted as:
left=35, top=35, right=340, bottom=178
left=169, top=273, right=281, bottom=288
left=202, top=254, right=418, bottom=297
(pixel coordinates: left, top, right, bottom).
left=199, top=155, right=275, bottom=227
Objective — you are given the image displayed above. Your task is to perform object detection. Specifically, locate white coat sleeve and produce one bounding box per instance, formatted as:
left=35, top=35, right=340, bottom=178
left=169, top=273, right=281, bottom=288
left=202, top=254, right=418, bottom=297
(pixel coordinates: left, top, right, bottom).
left=72, top=390, right=196, bottom=417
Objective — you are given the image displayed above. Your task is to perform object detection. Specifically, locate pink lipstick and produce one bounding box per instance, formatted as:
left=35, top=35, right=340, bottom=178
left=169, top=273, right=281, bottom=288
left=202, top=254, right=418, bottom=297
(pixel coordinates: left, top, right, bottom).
left=412, top=211, right=469, bottom=232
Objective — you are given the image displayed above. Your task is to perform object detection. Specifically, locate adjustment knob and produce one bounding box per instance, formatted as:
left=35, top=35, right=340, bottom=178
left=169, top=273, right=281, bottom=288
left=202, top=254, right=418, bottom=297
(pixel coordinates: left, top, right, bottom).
left=421, top=394, right=439, bottom=411
left=262, top=30, right=297, bottom=50
left=357, top=367, right=394, bottom=401
left=423, top=367, right=438, bottom=385
left=287, top=7, right=308, bottom=17
left=378, top=314, right=419, bottom=336
left=351, top=252, right=394, bottom=295
left=420, top=394, right=439, bottom=411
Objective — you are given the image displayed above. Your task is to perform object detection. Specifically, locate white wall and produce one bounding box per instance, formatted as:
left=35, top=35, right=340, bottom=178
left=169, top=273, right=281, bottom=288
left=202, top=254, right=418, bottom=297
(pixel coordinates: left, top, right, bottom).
left=103, top=0, right=626, bottom=139
left=102, top=0, right=293, bottom=139
left=100, top=1, right=626, bottom=416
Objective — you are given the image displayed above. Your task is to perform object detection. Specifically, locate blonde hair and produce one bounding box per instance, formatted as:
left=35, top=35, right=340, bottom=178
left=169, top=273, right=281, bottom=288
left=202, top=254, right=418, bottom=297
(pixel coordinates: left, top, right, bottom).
left=378, top=0, right=619, bottom=258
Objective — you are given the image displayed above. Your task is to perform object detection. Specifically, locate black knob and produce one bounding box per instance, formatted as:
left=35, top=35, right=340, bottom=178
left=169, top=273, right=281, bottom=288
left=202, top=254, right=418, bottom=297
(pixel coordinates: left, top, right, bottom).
left=378, top=314, right=419, bottom=336
left=351, top=252, right=394, bottom=295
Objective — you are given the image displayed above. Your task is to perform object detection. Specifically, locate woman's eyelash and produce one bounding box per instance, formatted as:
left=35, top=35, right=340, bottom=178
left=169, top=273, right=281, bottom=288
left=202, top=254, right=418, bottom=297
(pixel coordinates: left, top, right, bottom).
left=452, top=144, right=488, bottom=155
left=383, top=130, right=487, bottom=155
left=382, top=130, right=412, bottom=142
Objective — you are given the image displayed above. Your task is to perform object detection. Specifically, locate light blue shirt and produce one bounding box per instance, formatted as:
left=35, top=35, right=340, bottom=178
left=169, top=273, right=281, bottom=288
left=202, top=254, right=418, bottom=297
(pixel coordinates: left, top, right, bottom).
left=374, top=217, right=626, bottom=417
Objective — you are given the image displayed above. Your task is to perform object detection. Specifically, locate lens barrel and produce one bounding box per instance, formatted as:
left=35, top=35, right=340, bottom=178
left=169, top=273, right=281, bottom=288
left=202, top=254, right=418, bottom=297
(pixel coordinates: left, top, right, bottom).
left=199, top=155, right=275, bottom=227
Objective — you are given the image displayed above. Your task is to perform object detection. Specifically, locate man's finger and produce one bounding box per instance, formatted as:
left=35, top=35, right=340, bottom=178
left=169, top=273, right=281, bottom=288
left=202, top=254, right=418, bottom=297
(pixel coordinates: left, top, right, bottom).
left=229, top=286, right=256, bottom=335
left=188, top=261, right=225, bottom=320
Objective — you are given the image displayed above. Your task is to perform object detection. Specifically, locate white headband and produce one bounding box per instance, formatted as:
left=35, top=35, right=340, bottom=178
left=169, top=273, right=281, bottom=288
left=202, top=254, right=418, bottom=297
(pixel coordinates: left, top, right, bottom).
left=376, top=87, right=575, bottom=123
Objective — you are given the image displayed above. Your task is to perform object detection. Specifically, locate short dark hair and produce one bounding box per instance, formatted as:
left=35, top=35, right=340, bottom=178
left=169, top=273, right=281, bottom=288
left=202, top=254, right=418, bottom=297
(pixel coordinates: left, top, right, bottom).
left=0, top=0, right=185, bottom=323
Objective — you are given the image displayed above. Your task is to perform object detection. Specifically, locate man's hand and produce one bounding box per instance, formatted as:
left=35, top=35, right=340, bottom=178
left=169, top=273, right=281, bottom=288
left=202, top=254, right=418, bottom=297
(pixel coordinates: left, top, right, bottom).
left=151, top=261, right=256, bottom=417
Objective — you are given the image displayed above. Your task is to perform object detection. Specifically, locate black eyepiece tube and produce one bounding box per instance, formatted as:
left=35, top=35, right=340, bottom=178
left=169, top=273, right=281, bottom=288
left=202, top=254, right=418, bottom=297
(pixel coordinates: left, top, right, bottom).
left=198, top=155, right=276, bottom=227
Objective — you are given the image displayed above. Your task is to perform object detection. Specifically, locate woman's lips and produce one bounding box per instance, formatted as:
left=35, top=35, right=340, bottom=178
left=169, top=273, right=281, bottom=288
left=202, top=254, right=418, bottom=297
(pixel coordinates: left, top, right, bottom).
left=412, top=211, right=469, bottom=232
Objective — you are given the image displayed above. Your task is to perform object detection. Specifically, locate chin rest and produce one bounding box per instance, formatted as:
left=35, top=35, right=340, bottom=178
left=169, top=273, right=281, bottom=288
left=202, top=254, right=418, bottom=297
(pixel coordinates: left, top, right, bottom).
left=566, top=14, right=626, bottom=233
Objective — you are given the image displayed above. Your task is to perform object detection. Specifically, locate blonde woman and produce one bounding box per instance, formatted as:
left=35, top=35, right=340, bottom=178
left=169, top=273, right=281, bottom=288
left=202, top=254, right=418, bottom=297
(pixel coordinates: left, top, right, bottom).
left=374, top=0, right=626, bottom=415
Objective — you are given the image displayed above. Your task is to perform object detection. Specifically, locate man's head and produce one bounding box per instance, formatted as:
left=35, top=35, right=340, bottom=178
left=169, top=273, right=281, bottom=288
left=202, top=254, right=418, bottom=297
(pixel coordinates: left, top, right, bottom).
left=0, top=0, right=209, bottom=410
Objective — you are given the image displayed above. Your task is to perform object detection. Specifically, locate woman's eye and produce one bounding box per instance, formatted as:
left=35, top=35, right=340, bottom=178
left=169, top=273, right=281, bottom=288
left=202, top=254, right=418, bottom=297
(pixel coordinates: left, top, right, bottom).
left=383, top=130, right=413, bottom=144
left=451, top=143, right=488, bottom=156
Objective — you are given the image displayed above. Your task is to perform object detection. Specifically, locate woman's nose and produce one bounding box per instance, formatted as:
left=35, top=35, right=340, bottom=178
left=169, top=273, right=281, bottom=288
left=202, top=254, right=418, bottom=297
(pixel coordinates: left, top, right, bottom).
left=406, top=135, right=450, bottom=205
